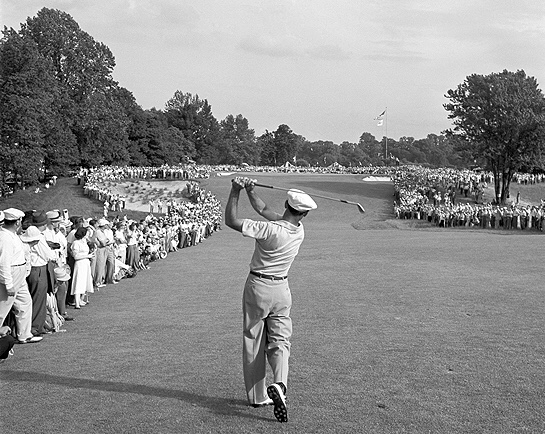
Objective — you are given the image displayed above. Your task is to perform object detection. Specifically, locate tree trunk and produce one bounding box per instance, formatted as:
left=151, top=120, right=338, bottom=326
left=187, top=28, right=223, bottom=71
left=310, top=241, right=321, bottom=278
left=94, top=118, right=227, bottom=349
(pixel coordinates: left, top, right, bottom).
left=493, top=170, right=501, bottom=204
left=500, top=171, right=511, bottom=205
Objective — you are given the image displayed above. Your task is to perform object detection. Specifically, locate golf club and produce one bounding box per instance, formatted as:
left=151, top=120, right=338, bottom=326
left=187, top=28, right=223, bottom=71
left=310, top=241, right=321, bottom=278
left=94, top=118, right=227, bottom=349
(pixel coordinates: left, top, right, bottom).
left=253, top=182, right=365, bottom=214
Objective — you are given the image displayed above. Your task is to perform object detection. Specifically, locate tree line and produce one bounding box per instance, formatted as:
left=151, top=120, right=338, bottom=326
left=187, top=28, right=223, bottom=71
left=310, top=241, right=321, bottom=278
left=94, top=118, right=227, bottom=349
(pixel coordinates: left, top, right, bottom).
left=0, top=8, right=468, bottom=189
left=2, top=8, right=545, bottom=205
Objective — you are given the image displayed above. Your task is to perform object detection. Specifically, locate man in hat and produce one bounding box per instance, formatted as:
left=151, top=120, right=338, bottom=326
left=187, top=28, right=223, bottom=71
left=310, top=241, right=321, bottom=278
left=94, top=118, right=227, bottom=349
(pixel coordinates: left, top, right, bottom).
left=93, top=218, right=111, bottom=288
left=0, top=208, right=42, bottom=344
left=26, top=211, right=57, bottom=336
left=44, top=210, right=68, bottom=265
left=225, top=177, right=317, bottom=423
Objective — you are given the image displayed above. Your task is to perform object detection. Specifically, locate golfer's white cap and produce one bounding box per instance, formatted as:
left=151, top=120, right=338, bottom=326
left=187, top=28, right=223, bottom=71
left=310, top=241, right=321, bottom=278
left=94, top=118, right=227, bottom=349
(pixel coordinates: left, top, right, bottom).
left=3, top=208, right=25, bottom=220
left=287, top=189, right=317, bottom=212
left=97, top=218, right=110, bottom=226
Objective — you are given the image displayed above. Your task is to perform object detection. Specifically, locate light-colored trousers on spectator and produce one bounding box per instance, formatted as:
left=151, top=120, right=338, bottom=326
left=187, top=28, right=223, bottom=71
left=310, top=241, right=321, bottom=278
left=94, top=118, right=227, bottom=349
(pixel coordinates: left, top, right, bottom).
left=0, top=264, right=33, bottom=341
left=94, top=247, right=107, bottom=285
left=105, top=246, right=115, bottom=283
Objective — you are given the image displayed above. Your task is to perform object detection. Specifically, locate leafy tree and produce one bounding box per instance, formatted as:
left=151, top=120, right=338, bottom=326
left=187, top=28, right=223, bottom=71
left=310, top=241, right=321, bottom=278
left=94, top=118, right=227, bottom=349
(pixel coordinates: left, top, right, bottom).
left=131, top=109, right=195, bottom=166
left=219, top=114, right=258, bottom=165
left=308, top=140, right=339, bottom=166
left=256, top=125, right=300, bottom=166
left=257, top=130, right=276, bottom=165
left=19, top=8, right=130, bottom=169
left=297, top=140, right=320, bottom=166
left=0, top=28, right=54, bottom=187
left=445, top=69, right=545, bottom=204
left=273, top=124, right=300, bottom=165
left=165, top=91, right=220, bottom=164
left=358, top=132, right=381, bottom=165
left=338, top=141, right=364, bottom=167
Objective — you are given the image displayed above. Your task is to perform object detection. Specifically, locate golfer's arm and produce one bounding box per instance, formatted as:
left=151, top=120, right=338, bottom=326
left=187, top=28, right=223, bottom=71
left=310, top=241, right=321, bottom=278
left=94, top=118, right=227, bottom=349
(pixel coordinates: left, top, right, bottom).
left=225, top=189, right=243, bottom=232
left=246, top=189, right=282, bottom=221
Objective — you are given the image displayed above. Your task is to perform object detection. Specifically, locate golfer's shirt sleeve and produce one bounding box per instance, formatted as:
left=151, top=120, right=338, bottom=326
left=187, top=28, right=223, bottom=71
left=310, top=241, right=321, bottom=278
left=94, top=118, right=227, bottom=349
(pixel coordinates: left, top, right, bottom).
left=241, top=219, right=271, bottom=240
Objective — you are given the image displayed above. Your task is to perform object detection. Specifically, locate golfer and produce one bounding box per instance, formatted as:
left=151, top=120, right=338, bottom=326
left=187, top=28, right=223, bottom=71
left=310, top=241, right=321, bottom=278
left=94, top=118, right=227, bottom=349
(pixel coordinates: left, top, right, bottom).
left=225, top=177, right=317, bottom=423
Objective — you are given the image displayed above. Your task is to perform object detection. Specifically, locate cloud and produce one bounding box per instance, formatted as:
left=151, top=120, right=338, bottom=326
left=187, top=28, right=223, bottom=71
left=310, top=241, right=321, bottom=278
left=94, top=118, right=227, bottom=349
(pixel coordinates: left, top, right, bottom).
left=239, top=34, right=303, bottom=58
left=306, top=44, right=351, bottom=61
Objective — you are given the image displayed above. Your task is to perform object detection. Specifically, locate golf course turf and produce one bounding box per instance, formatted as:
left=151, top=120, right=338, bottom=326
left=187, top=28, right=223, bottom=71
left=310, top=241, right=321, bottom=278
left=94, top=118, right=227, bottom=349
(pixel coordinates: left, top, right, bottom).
left=1, top=173, right=544, bottom=433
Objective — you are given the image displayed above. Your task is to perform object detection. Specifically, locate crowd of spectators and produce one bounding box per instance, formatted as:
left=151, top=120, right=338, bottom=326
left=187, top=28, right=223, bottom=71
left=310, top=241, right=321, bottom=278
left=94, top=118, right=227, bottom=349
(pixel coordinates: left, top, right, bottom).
left=210, top=162, right=396, bottom=175
left=392, top=166, right=545, bottom=230
left=0, top=166, right=222, bottom=362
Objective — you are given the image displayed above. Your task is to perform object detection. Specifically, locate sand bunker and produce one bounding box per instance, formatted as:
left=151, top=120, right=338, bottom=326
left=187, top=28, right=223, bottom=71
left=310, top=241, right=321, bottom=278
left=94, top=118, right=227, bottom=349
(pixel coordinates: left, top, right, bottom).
left=102, top=179, right=190, bottom=213
left=362, top=176, right=391, bottom=182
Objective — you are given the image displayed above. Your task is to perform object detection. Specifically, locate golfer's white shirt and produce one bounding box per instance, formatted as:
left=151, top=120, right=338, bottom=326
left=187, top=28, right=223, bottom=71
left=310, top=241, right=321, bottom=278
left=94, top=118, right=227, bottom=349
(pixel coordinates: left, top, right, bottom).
left=242, top=219, right=304, bottom=277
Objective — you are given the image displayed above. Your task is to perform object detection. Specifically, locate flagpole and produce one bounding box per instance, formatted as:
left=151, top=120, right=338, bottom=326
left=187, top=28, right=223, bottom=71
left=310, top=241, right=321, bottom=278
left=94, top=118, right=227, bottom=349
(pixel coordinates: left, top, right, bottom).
left=385, top=107, right=388, bottom=160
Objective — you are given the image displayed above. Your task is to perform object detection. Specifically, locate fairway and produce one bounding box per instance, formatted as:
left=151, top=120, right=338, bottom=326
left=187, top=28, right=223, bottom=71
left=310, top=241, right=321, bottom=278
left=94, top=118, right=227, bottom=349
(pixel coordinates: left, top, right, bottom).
left=2, top=174, right=545, bottom=433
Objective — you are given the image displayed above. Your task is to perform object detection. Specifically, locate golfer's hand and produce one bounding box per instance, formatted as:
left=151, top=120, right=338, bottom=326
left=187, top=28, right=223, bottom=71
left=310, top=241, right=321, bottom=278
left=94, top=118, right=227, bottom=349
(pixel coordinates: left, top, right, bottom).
left=0, top=325, right=11, bottom=337
left=231, top=177, right=245, bottom=192
left=244, top=178, right=257, bottom=192
left=6, top=288, right=15, bottom=297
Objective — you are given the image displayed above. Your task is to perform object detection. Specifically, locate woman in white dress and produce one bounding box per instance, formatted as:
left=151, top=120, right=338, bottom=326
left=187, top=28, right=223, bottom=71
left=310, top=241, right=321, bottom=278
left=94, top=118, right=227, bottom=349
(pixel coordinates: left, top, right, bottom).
left=70, top=227, right=94, bottom=309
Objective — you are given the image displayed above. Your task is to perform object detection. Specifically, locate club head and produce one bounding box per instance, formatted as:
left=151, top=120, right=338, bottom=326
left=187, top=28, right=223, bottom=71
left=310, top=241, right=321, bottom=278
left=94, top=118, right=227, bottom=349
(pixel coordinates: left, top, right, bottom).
left=357, top=204, right=365, bottom=214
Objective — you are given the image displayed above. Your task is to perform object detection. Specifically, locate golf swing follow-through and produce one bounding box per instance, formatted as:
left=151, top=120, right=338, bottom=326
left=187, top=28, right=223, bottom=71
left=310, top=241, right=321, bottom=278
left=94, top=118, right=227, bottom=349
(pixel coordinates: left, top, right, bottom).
left=225, top=176, right=318, bottom=423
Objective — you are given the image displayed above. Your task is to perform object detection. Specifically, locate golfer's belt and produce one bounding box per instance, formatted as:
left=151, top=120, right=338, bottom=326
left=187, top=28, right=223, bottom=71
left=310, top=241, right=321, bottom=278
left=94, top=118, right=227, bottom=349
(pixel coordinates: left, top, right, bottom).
left=250, top=270, right=288, bottom=281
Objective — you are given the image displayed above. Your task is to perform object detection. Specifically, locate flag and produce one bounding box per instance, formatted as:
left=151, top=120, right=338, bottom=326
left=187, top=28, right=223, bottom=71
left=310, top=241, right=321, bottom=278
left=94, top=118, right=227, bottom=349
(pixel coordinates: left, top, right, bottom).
left=374, top=109, right=386, bottom=126
left=374, top=110, right=386, bottom=119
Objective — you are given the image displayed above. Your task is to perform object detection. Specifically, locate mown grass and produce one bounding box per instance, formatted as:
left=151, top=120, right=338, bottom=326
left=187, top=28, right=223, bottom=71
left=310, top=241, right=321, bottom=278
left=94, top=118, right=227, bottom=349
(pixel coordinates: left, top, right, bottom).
left=0, top=177, right=149, bottom=221
left=2, top=174, right=545, bottom=433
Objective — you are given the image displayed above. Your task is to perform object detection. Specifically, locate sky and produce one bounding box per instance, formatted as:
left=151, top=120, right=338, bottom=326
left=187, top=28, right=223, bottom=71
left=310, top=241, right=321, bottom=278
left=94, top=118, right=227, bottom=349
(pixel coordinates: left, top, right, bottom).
left=2, top=0, right=545, bottom=144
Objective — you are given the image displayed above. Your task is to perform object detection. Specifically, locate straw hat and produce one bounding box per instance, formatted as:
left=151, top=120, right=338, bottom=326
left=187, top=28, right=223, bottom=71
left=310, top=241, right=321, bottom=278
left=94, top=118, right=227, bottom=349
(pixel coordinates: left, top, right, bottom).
left=54, top=266, right=71, bottom=282
left=20, top=226, right=42, bottom=243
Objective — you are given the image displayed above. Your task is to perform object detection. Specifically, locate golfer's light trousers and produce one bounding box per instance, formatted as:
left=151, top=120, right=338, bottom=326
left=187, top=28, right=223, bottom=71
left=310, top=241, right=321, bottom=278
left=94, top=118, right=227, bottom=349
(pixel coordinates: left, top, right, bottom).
left=242, top=274, right=292, bottom=405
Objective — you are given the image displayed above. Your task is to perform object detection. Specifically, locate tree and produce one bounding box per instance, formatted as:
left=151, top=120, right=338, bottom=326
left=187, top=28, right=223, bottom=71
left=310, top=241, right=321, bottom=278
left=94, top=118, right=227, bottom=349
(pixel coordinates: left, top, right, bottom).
left=307, top=140, right=339, bottom=166
left=0, top=28, right=55, bottom=187
left=358, top=132, right=381, bottom=165
left=256, top=125, right=300, bottom=166
left=19, top=8, right=130, bottom=169
left=445, top=70, right=545, bottom=204
left=273, top=124, right=299, bottom=165
left=219, top=114, right=258, bottom=165
left=339, top=141, right=364, bottom=167
left=165, top=91, right=220, bottom=164
left=257, top=130, right=275, bottom=165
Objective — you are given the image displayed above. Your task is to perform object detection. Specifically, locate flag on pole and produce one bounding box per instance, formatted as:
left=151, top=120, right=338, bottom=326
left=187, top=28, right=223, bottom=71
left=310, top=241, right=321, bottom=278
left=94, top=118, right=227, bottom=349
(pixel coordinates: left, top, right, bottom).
left=374, top=109, right=386, bottom=126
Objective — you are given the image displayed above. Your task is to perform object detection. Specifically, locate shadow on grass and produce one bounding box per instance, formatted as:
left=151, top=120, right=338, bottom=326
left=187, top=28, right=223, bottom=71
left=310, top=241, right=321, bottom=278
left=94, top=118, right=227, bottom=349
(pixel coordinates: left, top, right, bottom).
left=3, top=370, right=271, bottom=422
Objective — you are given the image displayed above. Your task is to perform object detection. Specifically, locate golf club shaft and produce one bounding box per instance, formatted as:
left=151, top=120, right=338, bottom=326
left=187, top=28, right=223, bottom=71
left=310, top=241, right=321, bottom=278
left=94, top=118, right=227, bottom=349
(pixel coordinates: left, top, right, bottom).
left=253, top=182, right=365, bottom=212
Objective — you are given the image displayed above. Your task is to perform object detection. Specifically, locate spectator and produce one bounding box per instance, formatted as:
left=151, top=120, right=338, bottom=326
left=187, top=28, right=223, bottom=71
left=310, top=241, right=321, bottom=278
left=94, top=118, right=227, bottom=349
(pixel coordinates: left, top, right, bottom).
left=0, top=208, right=42, bottom=344
left=25, top=213, right=57, bottom=337
left=70, top=227, right=94, bottom=309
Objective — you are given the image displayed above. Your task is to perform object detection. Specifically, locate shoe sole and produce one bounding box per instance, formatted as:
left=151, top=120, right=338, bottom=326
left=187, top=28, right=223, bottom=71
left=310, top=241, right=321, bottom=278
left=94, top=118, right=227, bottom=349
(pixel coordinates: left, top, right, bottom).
left=267, top=384, right=288, bottom=423
left=250, top=399, right=274, bottom=408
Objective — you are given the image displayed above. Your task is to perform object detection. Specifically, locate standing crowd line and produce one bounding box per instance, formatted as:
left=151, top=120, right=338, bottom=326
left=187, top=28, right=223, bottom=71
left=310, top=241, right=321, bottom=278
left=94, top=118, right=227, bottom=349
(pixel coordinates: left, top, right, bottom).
left=0, top=171, right=222, bottom=363
left=392, top=166, right=545, bottom=230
